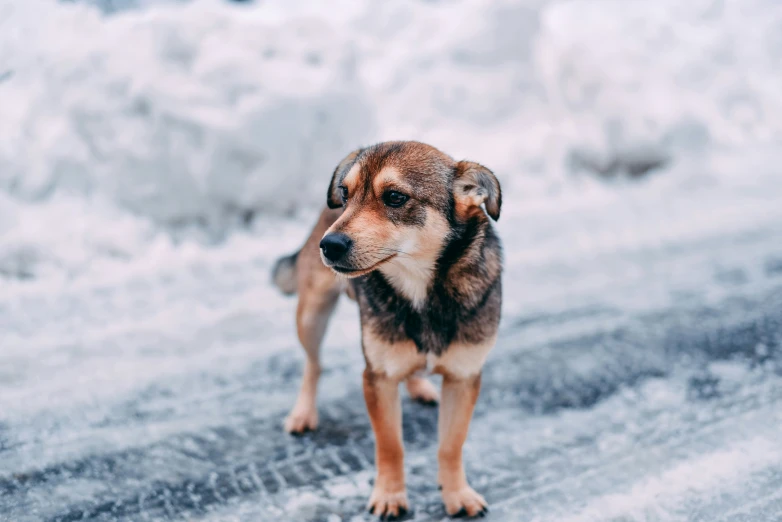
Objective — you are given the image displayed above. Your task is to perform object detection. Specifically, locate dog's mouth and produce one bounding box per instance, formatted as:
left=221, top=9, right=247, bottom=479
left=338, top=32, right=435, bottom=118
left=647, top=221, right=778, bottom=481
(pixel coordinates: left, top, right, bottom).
left=328, top=254, right=396, bottom=278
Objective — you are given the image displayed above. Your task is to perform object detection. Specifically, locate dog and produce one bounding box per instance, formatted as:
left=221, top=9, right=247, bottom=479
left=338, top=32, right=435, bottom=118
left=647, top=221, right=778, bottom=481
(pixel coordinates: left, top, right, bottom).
left=272, top=141, right=502, bottom=518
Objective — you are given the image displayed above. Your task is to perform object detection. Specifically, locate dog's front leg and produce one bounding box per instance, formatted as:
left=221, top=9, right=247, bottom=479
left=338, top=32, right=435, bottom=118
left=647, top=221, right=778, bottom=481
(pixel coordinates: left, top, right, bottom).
left=363, top=369, right=408, bottom=518
left=438, top=373, right=488, bottom=517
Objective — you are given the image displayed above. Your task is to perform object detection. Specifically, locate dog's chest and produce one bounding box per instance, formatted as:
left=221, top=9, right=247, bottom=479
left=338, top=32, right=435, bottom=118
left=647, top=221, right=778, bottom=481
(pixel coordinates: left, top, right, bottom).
left=357, top=274, right=460, bottom=356
left=405, top=307, right=457, bottom=356
left=378, top=257, right=432, bottom=309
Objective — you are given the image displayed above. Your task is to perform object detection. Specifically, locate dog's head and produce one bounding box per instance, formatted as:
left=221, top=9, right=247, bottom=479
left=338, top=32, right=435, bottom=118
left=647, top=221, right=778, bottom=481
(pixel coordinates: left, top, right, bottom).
left=319, top=141, right=501, bottom=293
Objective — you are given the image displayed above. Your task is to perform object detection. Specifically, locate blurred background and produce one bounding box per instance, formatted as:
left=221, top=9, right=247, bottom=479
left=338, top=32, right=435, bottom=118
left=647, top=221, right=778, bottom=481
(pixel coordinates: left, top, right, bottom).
left=1, top=1, right=782, bottom=521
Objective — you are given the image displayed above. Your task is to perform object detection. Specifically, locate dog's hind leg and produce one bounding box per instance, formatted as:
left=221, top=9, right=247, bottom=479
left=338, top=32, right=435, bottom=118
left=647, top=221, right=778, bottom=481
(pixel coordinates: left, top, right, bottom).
left=284, top=288, right=339, bottom=433
left=405, top=374, right=439, bottom=405
left=284, top=208, right=343, bottom=434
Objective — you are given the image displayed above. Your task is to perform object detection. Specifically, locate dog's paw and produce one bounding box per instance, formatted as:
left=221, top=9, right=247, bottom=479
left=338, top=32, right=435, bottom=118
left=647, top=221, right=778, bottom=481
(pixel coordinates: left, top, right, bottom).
left=283, top=406, right=318, bottom=434
left=367, top=486, right=409, bottom=520
left=441, top=485, right=488, bottom=518
left=406, top=376, right=439, bottom=405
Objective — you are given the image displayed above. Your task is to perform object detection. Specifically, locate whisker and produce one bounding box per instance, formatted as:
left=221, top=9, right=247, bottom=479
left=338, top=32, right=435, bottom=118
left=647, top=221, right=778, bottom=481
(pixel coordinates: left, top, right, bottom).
left=363, top=247, right=413, bottom=258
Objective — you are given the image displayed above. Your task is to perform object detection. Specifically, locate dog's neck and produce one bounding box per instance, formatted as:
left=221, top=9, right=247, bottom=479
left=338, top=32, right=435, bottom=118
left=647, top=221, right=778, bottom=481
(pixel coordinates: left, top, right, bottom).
left=379, top=254, right=436, bottom=309
left=436, top=214, right=500, bottom=309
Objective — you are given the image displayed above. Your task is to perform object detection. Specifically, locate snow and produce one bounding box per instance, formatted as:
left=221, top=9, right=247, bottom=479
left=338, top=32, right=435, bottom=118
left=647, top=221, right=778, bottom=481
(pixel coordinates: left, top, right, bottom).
left=560, top=436, right=782, bottom=522
left=2, top=1, right=782, bottom=521
left=2, top=0, right=782, bottom=283
left=1, top=0, right=370, bottom=225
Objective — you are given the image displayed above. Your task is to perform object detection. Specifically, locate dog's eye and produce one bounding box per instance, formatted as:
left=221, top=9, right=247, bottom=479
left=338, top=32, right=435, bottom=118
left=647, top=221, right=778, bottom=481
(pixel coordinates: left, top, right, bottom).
left=383, top=190, right=409, bottom=208
left=339, top=186, right=349, bottom=203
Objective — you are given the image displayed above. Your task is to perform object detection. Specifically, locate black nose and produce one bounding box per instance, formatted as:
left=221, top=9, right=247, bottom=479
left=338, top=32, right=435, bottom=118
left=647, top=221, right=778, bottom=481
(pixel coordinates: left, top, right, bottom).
left=320, top=233, right=352, bottom=262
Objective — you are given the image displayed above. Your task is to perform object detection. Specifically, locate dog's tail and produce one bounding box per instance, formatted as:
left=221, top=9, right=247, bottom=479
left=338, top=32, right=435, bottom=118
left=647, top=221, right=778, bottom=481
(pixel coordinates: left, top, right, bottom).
left=271, top=250, right=300, bottom=295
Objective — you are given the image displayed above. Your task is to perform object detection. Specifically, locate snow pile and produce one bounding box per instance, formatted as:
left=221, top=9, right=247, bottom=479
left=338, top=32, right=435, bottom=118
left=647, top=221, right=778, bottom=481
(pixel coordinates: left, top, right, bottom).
left=537, top=0, right=782, bottom=178
left=0, top=191, right=156, bottom=281
left=0, top=0, right=372, bottom=228
left=1, top=0, right=781, bottom=281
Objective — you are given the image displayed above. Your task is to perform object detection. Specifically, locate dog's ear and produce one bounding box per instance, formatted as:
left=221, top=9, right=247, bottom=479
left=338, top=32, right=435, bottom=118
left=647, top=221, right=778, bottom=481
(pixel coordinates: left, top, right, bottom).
left=326, top=148, right=363, bottom=209
left=453, top=160, right=502, bottom=221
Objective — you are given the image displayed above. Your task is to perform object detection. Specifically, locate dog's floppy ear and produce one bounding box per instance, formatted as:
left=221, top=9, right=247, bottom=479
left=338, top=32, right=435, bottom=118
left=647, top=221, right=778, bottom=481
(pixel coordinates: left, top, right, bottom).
left=453, top=160, right=502, bottom=221
left=326, top=148, right=363, bottom=209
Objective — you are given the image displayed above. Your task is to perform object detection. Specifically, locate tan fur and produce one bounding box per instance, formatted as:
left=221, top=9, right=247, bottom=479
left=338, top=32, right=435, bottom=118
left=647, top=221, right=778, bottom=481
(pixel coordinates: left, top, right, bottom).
left=371, top=166, right=411, bottom=195
left=284, top=208, right=342, bottom=433
left=429, top=336, right=496, bottom=380
left=363, top=328, right=426, bottom=380
left=322, top=206, right=396, bottom=275
left=437, top=373, right=487, bottom=516
left=405, top=374, right=440, bottom=403
left=328, top=165, right=453, bottom=307
left=379, top=210, right=450, bottom=308
left=363, top=369, right=408, bottom=517
left=364, top=327, right=439, bottom=402
left=341, top=162, right=362, bottom=193
left=454, top=160, right=502, bottom=220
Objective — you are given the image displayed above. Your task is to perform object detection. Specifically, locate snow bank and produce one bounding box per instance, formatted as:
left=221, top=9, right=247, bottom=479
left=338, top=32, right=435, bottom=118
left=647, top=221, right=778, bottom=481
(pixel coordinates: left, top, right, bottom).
left=1, top=0, right=373, bottom=229
left=1, top=0, right=781, bottom=280
left=538, top=0, right=782, bottom=177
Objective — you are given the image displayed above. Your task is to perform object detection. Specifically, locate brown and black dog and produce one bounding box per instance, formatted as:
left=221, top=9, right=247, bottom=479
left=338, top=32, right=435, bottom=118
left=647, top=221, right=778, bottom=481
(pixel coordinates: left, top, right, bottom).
left=272, top=141, right=502, bottom=518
